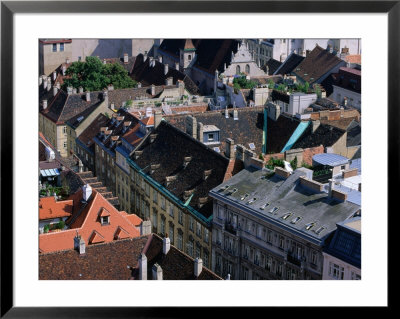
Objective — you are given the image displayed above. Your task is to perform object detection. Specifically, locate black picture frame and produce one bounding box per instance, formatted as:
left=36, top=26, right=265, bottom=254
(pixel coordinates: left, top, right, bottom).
left=1, top=0, right=395, bottom=317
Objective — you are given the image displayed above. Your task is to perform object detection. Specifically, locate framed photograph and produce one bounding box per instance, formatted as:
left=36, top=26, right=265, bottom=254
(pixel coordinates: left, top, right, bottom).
left=1, top=0, right=395, bottom=317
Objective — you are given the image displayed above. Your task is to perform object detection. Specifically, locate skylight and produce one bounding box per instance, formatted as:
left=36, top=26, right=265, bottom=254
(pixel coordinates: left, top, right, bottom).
left=291, top=216, right=302, bottom=224
left=314, top=226, right=325, bottom=235
left=247, top=198, right=257, bottom=205
left=282, top=213, right=292, bottom=220
left=305, top=222, right=315, bottom=230
left=268, top=207, right=279, bottom=214
left=260, top=202, right=270, bottom=210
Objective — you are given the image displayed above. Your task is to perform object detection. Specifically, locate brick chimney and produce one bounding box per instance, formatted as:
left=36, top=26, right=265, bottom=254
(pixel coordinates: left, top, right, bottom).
left=194, top=257, right=203, bottom=278
left=138, top=253, right=147, bottom=280
left=163, top=235, right=170, bottom=255
left=152, top=263, right=163, bottom=280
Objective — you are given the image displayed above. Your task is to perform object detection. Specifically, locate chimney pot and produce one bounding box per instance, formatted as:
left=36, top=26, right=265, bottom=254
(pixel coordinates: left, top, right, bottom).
left=163, top=236, right=170, bottom=255
left=139, top=253, right=147, bottom=280
left=194, top=257, right=203, bottom=277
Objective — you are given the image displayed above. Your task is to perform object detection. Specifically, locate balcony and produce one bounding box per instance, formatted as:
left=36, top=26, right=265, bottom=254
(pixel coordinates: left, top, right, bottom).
left=287, top=253, right=302, bottom=267
left=224, top=222, right=237, bottom=236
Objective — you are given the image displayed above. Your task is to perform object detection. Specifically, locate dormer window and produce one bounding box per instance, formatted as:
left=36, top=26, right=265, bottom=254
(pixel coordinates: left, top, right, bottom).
left=101, top=216, right=110, bottom=225
left=268, top=207, right=279, bottom=214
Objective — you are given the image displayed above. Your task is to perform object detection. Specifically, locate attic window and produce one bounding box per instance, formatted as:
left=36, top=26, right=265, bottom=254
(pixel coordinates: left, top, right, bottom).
left=101, top=216, right=110, bottom=225
left=247, top=197, right=257, bottom=205
left=260, top=202, right=270, bottom=210
left=282, top=213, right=292, bottom=220
left=240, top=194, right=249, bottom=201
left=268, top=207, right=279, bottom=214
left=219, top=185, right=230, bottom=192
left=314, top=226, right=325, bottom=235
left=305, top=222, right=315, bottom=230
left=290, top=216, right=302, bottom=224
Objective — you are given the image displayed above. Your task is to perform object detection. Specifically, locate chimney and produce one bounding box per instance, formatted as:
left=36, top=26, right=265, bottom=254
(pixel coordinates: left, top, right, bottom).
left=140, top=220, right=152, bottom=235
left=225, top=107, right=229, bottom=118
left=312, top=120, right=320, bottom=133
left=137, top=82, right=142, bottom=88
left=197, top=122, right=204, bottom=142
left=124, top=53, right=128, bottom=64
left=107, top=84, right=114, bottom=91
left=328, top=179, right=334, bottom=197
left=152, top=263, right=163, bottom=280
left=203, top=169, right=212, bottom=180
left=225, top=138, right=235, bottom=160
left=42, top=77, right=47, bottom=89
left=165, top=77, right=173, bottom=86
left=138, top=253, right=147, bottom=280
left=185, top=115, right=197, bottom=139
left=150, top=134, right=158, bottom=143
left=82, top=184, right=92, bottom=202
left=164, top=64, right=169, bottom=75
left=47, top=78, right=52, bottom=91
left=67, top=86, right=73, bottom=95
left=163, top=235, right=170, bottom=255
left=66, top=57, right=70, bottom=64
left=56, top=82, right=60, bottom=89
left=194, top=257, right=203, bottom=278
left=154, top=110, right=162, bottom=128
left=79, top=86, right=84, bottom=94
left=62, top=65, right=66, bottom=76
left=144, top=51, right=148, bottom=60
left=151, top=84, right=156, bottom=96
left=175, top=62, right=179, bottom=70
left=225, top=274, right=231, bottom=280
left=78, top=159, right=83, bottom=173
left=53, top=86, right=58, bottom=96
left=52, top=71, right=57, bottom=81
left=39, top=76, right=43, bottom=86
left=42, top=99, right=48, bottom=110
left=214, top=70, right=218, bottom=93
left=86, top=91, right=91, bottom=102
left=72, top=87, right=77, bottom=94
left=74, top=235, right=85, bottom=255
left=158, top=55, right=163, bottom=63
left=103, top=59, right=107, bottom=65
left=233, top=109, right=238, bottom=120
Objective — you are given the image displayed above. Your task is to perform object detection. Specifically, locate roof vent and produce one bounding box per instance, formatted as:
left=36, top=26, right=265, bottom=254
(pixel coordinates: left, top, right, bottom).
left=134, top=150, right=143, bottom=159
left=203, top=169, right=212, bottom=180
left=183, top=156, right=192, bottom=168
left=150, top=164, right=160, bottom=174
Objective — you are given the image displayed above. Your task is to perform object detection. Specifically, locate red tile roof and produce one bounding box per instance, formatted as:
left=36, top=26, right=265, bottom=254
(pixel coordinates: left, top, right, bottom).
left=39, top=189, right=142, bottom=253
left=39, top=197, right=73, bottom=221
left=345, top=54, right=361, bottom=65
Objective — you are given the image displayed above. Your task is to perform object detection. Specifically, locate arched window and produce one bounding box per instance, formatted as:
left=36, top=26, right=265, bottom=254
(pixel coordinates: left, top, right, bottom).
left=245, top=64, right=250, bottom=74
left=188, top=54, right=192, bottom=61
left=236, top=65, right=241, bottom=75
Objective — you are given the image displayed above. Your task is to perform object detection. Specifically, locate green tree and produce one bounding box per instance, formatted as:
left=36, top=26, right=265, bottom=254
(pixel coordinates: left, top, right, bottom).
left=63, top=56, right=136, bottom=92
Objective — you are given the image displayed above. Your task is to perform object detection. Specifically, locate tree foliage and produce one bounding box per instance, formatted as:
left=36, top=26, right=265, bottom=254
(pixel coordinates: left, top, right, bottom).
left=63, top=56, right=136, bottom=91
left=233, top=75, right=258, bottom=90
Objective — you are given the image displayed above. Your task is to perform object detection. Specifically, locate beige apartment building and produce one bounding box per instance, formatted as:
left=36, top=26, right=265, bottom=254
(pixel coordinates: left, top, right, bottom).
left=39, top=39, right=72, bottom=76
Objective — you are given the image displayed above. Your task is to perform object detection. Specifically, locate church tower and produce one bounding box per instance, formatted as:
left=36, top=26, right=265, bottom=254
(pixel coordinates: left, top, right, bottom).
left=179, top=39, right=196, bottom=73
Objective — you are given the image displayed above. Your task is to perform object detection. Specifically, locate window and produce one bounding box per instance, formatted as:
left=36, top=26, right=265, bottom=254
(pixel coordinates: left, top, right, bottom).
left=351, top=272, right=361, bottom=280
left=100, top=216, right=110, bottom=225
left=63, top=126, right=67, bottom=134
left=161, top=196, right=166, bottom=210
left=236, top=65, right=241, bottom=75
left=52, top=43, right=57, bottom=52
left=188, top=54, right=192, bottom=61
left=196, top=222, right=201, bottom=237
left=168, top=225, right=174, bottom=244
left=78, top=56, right=81, bottom=61
left=242, top=267, right=248, bottom=280
left=195, top=243, right=201, bottom=258
left=178, top=210, right=184, bottom=225
left=204, top=228, right=209, bottom=243
left=177, top=231, right=183, bottom=250
left=265, top=255, right=272, bottom=271
left=153, top=190, right=158, bottom=204
left=279, top=236, right=285, bottom=249
left=311, top=251, right=318, bottom=265
left=60, top=43, right=64, bottom=52
left=187, top=239, right=194, bottom=257
left=203, top=251, right=209, bottom=268
left=189, top=216, right=194, bottom=231
left=168, top=203, right=174, bottom=217
left=153, top=211, right=157, bottom=229
left=329, top=262, right=344, bottom=280
left=245, top=64, right=250, bottom=74
left=267, top=230, right=273, bottom=244
left=276, top=262, right=283, bottom=277
left=208, top=133, right=214, bottom=141
left=160, top=217, right=165, bottom=235
left=101, top=150, right=104, bottom=158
